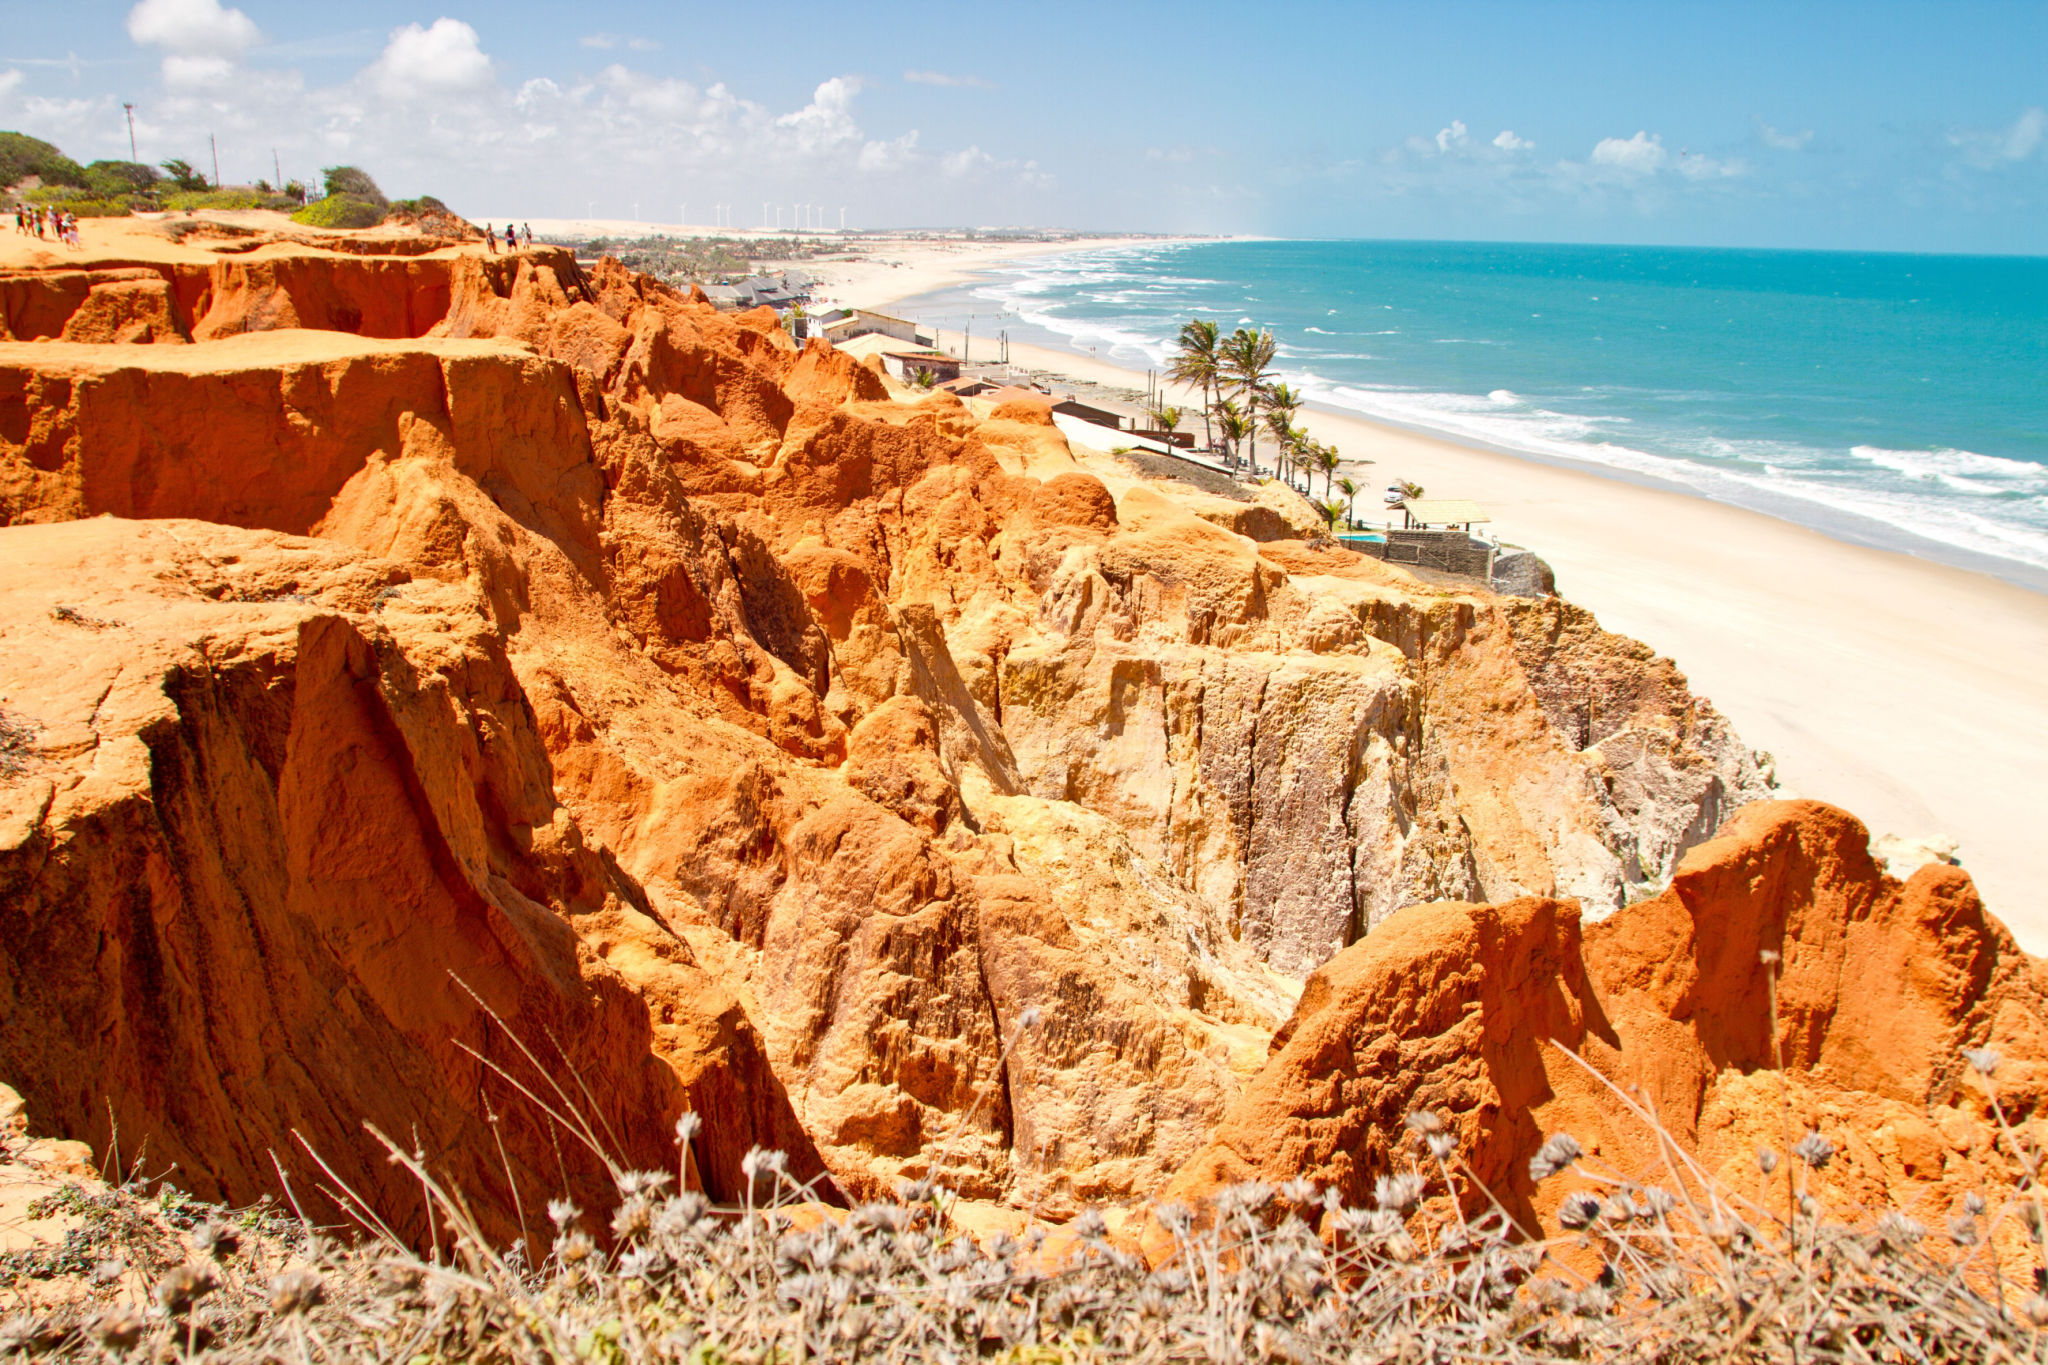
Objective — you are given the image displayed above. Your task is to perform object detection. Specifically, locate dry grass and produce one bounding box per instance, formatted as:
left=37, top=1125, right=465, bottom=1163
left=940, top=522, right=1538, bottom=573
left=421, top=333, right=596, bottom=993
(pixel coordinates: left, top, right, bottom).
left=0, top=1058, right=2042, bottom=1364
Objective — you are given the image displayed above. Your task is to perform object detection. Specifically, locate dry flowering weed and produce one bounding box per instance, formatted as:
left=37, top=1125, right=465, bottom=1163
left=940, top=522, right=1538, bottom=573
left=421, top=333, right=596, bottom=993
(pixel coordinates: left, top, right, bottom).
left=0, top=981, right=2042, bottom=1363
left=0, top=1071, right=2038, bottom=1365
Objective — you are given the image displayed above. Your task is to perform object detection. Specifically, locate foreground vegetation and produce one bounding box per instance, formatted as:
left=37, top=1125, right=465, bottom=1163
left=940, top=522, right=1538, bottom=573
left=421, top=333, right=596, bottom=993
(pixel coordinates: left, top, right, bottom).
left=5, top=1054, right=2042, bottom=1363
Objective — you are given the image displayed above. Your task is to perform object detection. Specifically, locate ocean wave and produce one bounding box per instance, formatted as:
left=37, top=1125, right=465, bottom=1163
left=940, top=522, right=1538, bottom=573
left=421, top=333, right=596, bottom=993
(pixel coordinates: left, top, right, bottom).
left=1295, top=379, right=2048, bottom=572
left=1850, top=445, right=2048, bottom=496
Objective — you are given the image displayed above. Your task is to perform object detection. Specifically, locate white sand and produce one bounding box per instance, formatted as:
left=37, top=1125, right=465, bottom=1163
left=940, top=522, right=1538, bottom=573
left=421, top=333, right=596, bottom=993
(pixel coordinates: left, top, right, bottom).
left=839, top=250, right=2048, bottom=950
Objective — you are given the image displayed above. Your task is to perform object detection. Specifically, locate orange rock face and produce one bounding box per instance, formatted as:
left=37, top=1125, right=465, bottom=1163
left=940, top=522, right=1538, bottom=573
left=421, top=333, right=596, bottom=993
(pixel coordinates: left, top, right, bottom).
left=1162, top=799, right=2045, bottom=1234
left=1, top=221, right=2029, bottom=1243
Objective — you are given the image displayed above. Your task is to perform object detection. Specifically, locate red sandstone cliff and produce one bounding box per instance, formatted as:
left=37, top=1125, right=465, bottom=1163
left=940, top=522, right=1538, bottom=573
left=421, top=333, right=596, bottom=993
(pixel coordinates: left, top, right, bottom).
left=0, top=218, right=2028, bottom=1240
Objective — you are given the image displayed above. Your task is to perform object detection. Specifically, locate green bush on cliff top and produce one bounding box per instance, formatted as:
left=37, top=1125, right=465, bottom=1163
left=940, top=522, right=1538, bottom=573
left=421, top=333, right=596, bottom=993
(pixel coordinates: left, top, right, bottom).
left=0, top=131, right=87, bottom=190
left=291, top=194, right=387, bottom=229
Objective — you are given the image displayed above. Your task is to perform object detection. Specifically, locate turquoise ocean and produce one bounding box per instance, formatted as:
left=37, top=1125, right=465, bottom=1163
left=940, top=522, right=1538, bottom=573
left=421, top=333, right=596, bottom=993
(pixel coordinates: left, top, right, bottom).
left=891, top=240, right=2048, bottom=589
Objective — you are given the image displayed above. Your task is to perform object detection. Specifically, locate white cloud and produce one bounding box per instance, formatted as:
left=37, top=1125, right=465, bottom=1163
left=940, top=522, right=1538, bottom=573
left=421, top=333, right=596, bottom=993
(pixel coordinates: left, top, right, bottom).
left=942, top=145, right=991, bottom=177
left=163, top=54, right=235, bottom=88
left=1591, top=130, right=1667, bottom=174
left=1677, top=151, right=1746, bottom=179
left=1434, top=119, right=1469, bottom=153
left=368, top=19, right=494, bottom=100
left=904, top=70, right=992, bottom=89
left=126, top=0, right=259, bottom=57
left=1492, top=129, right=1532, bottom=151
left=938, top=143, right=1052, bottom=188
left=580, top=33, right=660, bottom=52
left=773, top=77, right=864, bottom=156
left=1757, top=120, right=1812, bottom=151
left=75, top=14, right=1044, bottom=222
left=0, top=69, right=22, bottom=101
left=1949, top=106, right=2045, bottom=169
left=858, top=130, right=919, bottom=173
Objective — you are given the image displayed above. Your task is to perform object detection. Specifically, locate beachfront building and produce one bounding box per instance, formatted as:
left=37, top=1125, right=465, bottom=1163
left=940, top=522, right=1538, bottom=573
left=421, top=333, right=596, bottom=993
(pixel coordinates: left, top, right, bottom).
left=699, top=270, right=815, bottom=312
left=817, top=308, right=922, bottom=346
left=1397, top=498, right=1491, bottom=532
left=881, top=350, right=963, bottom=385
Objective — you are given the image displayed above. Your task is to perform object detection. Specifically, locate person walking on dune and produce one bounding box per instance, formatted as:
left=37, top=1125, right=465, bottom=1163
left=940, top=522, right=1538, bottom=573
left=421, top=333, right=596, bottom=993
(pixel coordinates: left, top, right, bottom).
left=484, top=224, right=498, bottom=254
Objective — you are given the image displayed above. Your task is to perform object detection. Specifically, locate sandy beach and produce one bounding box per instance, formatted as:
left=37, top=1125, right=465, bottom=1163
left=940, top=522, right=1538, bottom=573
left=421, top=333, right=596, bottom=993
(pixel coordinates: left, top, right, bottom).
left=814, top=245, right=2048, bottom=951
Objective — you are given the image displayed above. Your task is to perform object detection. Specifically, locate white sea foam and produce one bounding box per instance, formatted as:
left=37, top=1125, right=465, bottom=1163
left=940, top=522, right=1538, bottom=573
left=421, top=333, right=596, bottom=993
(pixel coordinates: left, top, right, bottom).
left=1851, top=445, right=2048, bottom=495
left=1291, top=378, right=2048, bottom=572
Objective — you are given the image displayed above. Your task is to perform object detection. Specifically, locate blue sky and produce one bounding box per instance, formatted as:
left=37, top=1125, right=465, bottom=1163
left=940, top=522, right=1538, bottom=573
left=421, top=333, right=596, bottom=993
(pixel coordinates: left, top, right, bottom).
left=3, top=0, right=2044, bottom=252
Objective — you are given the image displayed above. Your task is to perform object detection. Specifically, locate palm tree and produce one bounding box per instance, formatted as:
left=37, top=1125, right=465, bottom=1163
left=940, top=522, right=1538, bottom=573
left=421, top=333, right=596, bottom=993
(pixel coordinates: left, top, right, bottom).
left=1264, top=384, right=1302, bottom=488
left=1315, top=442, right=1341, bottom=498
left=1221, top=328, right=1277, bottom=474
left=1149, top=404, right=1183, bottom=451
left=1213, top=398, right=1251, bottom=465
left=1169, top=320, right=1222, bottom=451
left=1336, top=475, right=1359, bottom=529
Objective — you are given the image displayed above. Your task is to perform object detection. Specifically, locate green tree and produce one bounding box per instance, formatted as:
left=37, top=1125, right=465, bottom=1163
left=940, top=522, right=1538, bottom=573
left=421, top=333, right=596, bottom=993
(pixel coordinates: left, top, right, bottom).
left=1221, top=327, right=1277, bottom=475
left=1336, top=475, right=1359, bottom=529
left=1168, top=319, right=1221, bottom=452
left=321, top=165, right=387, bottom=205
left=1213, top=398, right=1251, bottom=465
left=1148, top=404, right=1182, bottom=452
left=159, top=158, right=209, bottom=192
left=1307, top=441, right=1336, bottom=498
left=83, top=160, right=159, bottom=197
left=1264, top=384, right=1302, bottom=487
left=0, top=132, right=86, bottom=190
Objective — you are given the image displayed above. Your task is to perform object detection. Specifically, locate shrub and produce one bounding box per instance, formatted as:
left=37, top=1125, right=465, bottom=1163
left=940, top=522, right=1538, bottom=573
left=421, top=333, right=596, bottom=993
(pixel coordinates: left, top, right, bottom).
left=157, top=158, right=209, bottom=193
left=291, top=194, right=386, bottom=229
left=320, top=165, right=387, bottom=207
left=82, top=159, right=159, bottom=197
left=387, top=195, right=449, bottom=219
left=0, top=131, right=86, bottom=189
left=160, top=188, right=299, bottom=212
left=46, top=198, right=135, bottom=218
left=24, top=186, right=139, bottom=216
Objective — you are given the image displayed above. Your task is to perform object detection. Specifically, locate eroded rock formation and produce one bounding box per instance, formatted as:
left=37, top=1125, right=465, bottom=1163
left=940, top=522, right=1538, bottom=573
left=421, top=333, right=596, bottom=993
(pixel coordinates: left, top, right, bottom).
left=4, top=220, right=2018, bottom=1243
left=1160, top=800, right=2047, bottom=1236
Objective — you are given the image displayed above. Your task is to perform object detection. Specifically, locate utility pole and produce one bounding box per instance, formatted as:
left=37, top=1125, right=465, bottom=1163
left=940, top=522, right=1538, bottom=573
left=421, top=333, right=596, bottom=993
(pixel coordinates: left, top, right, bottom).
left=123, top=104, right=137, bottom=161
left=272, top=148, right=281, bottom=190
left=209, top=132, right=219, bottom=188
left=840, top=206, right=846, bottom=231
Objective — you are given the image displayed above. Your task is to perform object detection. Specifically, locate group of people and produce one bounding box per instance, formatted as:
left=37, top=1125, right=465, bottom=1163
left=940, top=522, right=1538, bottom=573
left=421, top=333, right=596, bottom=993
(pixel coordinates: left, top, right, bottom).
left=12, top=204, right=82, bottom=247
left=483, top=222, right=533, bottom=253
